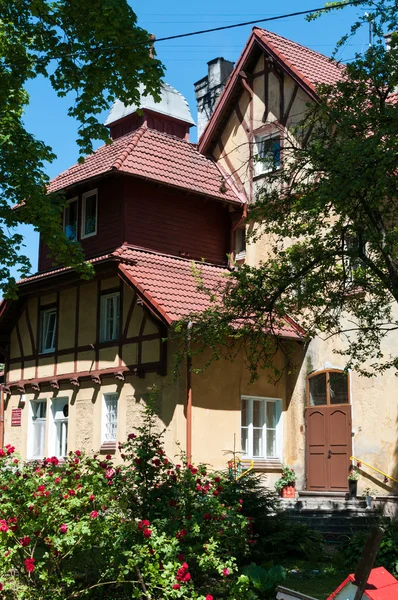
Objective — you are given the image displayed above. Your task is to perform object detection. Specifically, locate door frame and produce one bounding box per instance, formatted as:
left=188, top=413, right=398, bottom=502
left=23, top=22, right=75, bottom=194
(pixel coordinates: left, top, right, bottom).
left=305, top=369, right=352, bottom=491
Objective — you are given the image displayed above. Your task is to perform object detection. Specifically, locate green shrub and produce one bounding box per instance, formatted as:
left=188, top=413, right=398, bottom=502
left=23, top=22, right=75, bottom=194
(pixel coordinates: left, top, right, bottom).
left=343, top=519, right=398, bottom=575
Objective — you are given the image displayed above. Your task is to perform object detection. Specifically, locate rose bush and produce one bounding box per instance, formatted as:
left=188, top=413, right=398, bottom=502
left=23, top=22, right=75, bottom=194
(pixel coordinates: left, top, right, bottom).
left=0, top=401, right=276, bottom=599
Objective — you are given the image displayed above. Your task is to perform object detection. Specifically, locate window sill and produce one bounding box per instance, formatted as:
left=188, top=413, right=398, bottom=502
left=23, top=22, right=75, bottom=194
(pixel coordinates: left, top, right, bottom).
left=100, top=441, right=117, bottom=455
left=244, top=459, right=283, bottom=472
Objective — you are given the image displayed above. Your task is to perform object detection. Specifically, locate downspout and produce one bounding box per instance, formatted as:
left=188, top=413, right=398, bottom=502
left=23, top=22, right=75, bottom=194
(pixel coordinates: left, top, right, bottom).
left=230, top=203, right=248, bottom=267
left=186, top=321, right=193, bottom=464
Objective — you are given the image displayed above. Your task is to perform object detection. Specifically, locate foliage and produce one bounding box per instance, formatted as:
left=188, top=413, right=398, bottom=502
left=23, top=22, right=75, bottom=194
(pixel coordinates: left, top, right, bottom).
left=236, top=563, right=286, bottom=599
left=175, top=2, right=398, bottom=380
left=0, top=399, right=288, bottom=599
left=348, top=469, right=360, bottom=481
left=274, top=466, right=297, bottom=493
left=343, top=519, right=398, bottom=576
left=0, top=0, right=163, bottom=297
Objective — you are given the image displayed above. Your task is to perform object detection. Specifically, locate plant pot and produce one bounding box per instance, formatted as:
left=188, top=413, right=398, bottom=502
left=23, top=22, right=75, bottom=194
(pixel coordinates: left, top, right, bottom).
left=349, top=480, right=357, bottom=499
left=365, top=495, right=372, bottom=509
left=281, top=485, right=296, bottom=499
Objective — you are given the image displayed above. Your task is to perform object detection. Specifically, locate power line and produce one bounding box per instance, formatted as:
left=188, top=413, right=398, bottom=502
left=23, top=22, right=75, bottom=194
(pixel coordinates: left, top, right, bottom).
left=26, top=0, right=368, bottom=63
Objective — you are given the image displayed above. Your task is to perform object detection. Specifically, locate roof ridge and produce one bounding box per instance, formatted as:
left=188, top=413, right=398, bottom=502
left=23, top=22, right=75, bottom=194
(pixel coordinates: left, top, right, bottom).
left=253, top=26, right=340, bottom=64
left=112, top=124, right=148, bottom=171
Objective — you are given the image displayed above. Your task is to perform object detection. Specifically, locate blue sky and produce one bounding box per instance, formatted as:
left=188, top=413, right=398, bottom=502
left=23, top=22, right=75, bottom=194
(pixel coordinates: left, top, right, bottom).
left=18, top=0, right=372, bottom=277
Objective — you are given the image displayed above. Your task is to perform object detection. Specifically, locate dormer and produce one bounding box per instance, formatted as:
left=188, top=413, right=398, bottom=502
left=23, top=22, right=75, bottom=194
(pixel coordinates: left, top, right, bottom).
left=105, top=82, right=196, bottom=141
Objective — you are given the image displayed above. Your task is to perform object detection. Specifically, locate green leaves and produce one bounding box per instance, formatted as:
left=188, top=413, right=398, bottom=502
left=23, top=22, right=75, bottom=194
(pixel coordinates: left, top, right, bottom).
left=0, top=0, right=164, bottom=296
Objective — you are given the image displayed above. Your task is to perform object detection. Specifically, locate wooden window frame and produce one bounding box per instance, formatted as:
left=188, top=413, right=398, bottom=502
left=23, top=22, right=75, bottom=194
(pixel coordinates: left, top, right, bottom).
left=81, top=189, right=98, bottom=239
left=306, top=369, right=351, bottom=407
left=254, top=133, right=281, bottom=177
left=63, top=196, right=78, bottom=242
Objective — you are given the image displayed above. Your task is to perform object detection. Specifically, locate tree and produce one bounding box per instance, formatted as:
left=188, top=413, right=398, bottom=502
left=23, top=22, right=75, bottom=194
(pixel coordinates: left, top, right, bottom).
left=0, top=0, right=163, bottom=298
left=177, top=2, right=398, bottom=379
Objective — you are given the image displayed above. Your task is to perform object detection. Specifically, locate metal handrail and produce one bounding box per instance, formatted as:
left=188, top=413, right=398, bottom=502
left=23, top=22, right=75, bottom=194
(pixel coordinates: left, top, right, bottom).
left=350, top=455, right=398, bottom=485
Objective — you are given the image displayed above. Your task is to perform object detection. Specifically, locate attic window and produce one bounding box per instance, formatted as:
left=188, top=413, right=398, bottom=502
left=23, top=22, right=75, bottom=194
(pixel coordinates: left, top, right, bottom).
left=81, top=189, right=97, bottom=239
left=63, top=197, right=78, bottom=241
left=235, top=227, right=246, bottom=261
left=254, top=135, right=281, bottom=176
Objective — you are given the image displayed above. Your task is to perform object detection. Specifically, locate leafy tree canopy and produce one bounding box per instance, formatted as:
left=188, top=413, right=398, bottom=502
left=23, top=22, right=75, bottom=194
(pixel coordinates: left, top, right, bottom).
left=0, top=0, right=163, bottom=298
left=175, top=1, right=398, bottom=380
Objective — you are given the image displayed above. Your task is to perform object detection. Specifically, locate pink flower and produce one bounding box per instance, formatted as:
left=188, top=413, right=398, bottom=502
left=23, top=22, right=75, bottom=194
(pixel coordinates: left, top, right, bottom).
left=60, top=524, right=68, bottom=534
left=54, top=477, right=61, bottom=484
left=0, top=520, right=9, bottom=532
left=222, top=568, right=229, bottom=577
left=24, top=558, right=35, bottom=573
left=143, top=528, right=152, bottom=538
left=89, top=494, right=95, bottom=502
left=75, top=450, right=81, bottom=456
left=206, top=596, right=214, bottom=600
left=90, top=511, right=98, bottom=519
left=105, top=468, right=115, bottom=479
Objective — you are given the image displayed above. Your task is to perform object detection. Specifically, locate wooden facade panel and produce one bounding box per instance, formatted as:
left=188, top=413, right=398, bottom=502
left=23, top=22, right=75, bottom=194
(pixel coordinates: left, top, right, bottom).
left=24, top=361, right=35, bottom=380
left=128, top=303, right=143, bottom=338
left=123, top=343, right=138, bottom=365
left=141, top=340, right=160, bottom=363
left=253, top=75, right=265, bottom=131
left=58, top=288, right=77, bottom=350
left=39, top=177, right=124, bottom=273
left=41, top=292, right=57, bottom=306
left=9, top=328, right=20, bottom=360
left=77, top=350, right=96, bottom=373
left=268, top=72, right=281, bottom=122
left=101, top=276, right=119, bottom=291
left=123, top=179, right=230, bottom=265
left=38, top=356, right=54, bottom=378
left=78, top=283, right=97, bottom=346
left=19, top=311, right=33, bottom=357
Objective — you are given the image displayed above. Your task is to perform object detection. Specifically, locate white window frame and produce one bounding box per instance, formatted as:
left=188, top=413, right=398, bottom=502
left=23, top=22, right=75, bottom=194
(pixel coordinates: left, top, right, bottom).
left=49, top=397, right=69, bottom=459
left=102, top=393, right=118, bottom=444
left=254, top=134, right=281, bottom=176
left=28, top=400, right=47, bottom=460
left=39, top=308, right=57, bottom=354
left=63, top=196, right=78, bottom=242
left=241, top=396, right=283, bottom=461
left=100, top=292, right=120, bottom=343
left=81, top=189, right=98, bottom=239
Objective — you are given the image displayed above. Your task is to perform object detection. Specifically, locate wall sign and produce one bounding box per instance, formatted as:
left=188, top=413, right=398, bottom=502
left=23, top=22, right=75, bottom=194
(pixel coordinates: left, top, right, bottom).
left=11, top=408, right=22, bottom=427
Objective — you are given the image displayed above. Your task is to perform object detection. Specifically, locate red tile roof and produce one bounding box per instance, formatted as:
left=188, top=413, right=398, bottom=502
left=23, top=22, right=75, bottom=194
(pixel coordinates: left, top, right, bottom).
left=48, top=126, right=242, bottom=204
left=14, top=245, right=303, bottom=340
left=254, top=28, right=344, bottom=93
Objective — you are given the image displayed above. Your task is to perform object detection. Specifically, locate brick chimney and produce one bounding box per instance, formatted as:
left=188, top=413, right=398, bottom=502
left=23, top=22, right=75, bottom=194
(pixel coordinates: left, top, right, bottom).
left=194, top=57, right=234, bottom=139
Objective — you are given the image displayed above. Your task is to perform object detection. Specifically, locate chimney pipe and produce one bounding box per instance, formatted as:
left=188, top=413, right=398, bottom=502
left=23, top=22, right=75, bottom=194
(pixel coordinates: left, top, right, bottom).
left=194, top=57, right=234, bottom=139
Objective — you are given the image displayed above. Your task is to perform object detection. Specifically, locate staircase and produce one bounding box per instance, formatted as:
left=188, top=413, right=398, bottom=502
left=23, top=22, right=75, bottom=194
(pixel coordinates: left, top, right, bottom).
left=281, top=491, right=379, bottom=541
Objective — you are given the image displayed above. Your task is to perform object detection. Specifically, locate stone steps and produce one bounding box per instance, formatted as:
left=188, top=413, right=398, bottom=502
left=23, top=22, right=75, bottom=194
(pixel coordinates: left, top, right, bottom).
left=281, top=491, right=379, bottom=539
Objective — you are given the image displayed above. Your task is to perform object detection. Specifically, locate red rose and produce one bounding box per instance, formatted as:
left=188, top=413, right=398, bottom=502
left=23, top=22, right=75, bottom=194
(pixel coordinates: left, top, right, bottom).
left=0, top=583, right=2, bottom=591
left=90, top=511, right=98, bottom=519
left=138, top=520, right=150, bottom=531
left=143, top=528, right=152, bottom=538
left=0, top=520, right=8, bottom=532
left=173, top=584, right=180, bottom=589
left=89, top=494, right=95, bottom=501
left=75, top=450, right=81, bottom=456
left=206, top=596, right=214, bottom=600
left=54, top=477, right=61, bottom=484
left=183, top=573, right=191, bottom=582
left=20, top=536, right=30, bottom=547
left=177, top=553, right=185, bottom=561
left=169, top=499, right=176, bottom=507
left=222, top=568, right=229, bottom=577
left=128, top=433, right=136, bottom=440
left=176, top=529, right=187, bottom=540
left=60, top=524, right=68, bottom=534
left=24, top=558, right=35, bottom=573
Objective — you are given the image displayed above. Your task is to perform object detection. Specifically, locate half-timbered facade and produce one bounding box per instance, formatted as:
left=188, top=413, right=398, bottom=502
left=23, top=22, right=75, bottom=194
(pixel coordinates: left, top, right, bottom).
left=0, top=82, right=304, bottom=482
left=197, top=28, right=398, bottom=496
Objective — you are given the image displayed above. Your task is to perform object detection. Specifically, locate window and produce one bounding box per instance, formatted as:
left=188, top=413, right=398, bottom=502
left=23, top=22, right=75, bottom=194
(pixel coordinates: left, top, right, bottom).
left=39, top=308, right=57, bottom=354
left=51, top=398, right=68, bottom=458
left=307, top=370, right=349, bottom=406
left=344, top=236, right=365, bottom=283
left=254, top=135, right=281, bottom=176
left=29, top=401, right=47, bottom=459
left=102, top=394, right=118, bottom=443
left=81, top=189, right=97, bottom=238
left=63, top=197, right=78, bottom=241
left=100, top=292, right=120, bottom=342
left=241, top=396, right=282, bottom=460
left=235, top=227, right=246, bottom=260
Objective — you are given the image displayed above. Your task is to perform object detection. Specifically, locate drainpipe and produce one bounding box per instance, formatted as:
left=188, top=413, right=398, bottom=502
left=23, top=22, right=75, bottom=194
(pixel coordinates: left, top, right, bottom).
left=186, top=321, right=193, bottom=464
left=230, top=203, right=248, bottom=267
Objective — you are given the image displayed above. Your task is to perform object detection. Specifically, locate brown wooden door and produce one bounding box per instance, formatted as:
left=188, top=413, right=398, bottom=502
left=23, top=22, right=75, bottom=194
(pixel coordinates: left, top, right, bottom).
left=306, top=405, right=352, bottom=491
